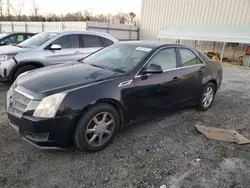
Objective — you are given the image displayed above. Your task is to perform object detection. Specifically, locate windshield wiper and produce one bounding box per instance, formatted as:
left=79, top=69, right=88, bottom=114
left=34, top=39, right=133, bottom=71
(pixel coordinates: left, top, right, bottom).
left=17, top=45, right=28, bottom=48
left=113, top=68, right=126, bottom=73
left=89, top=64, right=108, bottom=70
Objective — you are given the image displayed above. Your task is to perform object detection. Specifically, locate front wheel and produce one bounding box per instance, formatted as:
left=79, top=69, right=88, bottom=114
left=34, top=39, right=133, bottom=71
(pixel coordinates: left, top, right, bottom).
left=197, top=82, right=216, bottom=111
left=13, top=65, right=38, bottom=81
left=74, top=103, right=120, bottom=152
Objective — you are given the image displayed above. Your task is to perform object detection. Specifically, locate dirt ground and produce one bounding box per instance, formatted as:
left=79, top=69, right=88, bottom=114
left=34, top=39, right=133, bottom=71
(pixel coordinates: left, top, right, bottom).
left=0, top=65, right=250, bottom=188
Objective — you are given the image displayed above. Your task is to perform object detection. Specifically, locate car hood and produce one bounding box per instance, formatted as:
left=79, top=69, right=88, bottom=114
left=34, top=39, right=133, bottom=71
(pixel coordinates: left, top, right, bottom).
left=0, top=45, right=31, bottom=54
left=16, top=62, right=120, bottom=98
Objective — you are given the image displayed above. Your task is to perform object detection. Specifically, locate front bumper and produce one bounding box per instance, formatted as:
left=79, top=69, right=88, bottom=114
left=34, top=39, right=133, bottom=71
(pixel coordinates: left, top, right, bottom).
left=7, top=113, right=80, bottom=149
left=0, top=58, right=16, bottom=81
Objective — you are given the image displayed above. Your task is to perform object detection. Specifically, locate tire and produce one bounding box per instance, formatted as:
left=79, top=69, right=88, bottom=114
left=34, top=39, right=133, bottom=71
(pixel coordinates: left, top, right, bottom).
left=197, top=82, right=216, bottom=111
left=74, top=103, right=120, bottom=152
left=13, top=65, right=38, bottom=81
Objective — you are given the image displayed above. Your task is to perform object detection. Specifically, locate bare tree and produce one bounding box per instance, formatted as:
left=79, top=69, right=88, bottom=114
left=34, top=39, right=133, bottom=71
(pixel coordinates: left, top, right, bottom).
left=32, top=0, right=38, bottom=16
left=7, top=0, right=11, bottom=19
left=7, top=0, right=26, bottom=20
left=84, top=9, right=91, bottom=21
left=0, top=0, right=3, bottom=18
left=129, top=12, right=136, bottom=25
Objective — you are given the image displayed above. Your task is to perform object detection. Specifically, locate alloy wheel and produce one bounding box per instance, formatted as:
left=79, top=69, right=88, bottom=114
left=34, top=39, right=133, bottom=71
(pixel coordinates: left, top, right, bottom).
left=85, top=112, right=114, bottom=147
left=202, top=86, right=214, bottom=108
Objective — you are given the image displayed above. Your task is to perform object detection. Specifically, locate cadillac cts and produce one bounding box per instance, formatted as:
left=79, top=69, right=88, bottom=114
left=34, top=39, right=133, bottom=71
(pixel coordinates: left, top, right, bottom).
left=6, top=41, right=222, bottom=152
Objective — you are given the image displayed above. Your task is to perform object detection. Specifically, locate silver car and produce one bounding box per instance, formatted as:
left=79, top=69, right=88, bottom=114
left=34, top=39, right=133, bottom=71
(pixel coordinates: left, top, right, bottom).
left=0, top=30, right=118, bottom=82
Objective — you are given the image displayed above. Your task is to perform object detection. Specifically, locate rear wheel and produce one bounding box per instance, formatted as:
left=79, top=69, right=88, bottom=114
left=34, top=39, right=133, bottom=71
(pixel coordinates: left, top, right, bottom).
left=13, top=65, right=38, bottom=81
left=74, top=103, right=120, bottom=152
left=197, top=82, right=215, bottom=111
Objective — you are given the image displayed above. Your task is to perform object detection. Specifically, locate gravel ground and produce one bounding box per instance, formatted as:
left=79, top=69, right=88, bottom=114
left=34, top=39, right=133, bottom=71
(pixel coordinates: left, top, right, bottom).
left=1, top=65, right=250, bottom=188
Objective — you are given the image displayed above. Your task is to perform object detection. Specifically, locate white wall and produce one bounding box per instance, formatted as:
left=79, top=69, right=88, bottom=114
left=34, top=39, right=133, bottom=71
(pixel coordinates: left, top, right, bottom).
left=0, top=21, right=138, bottom=41
left=140, top=0, right=250, bottom=59
left=86, top=21, right=138, bottom=40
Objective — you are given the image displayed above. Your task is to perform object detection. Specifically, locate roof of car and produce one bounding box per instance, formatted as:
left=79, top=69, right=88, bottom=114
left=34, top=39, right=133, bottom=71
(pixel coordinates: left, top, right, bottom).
left=119, top=40, right=189, bottom=49
left=4, top=32, right=35, bottom=35
left=44, top=30, right=118, bottom=41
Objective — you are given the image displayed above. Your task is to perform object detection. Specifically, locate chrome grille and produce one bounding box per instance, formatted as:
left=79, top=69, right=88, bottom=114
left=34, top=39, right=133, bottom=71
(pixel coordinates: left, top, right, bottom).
left=8, top=90, right=32, bottom=118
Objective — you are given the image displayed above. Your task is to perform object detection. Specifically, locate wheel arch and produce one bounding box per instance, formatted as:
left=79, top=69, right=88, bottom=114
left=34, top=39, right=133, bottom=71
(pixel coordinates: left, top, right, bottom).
left=208, top=79, right=218, bottom=92
left=10, top=61, right=45, bottom=79
left=95, top=98, right=124, bottom=125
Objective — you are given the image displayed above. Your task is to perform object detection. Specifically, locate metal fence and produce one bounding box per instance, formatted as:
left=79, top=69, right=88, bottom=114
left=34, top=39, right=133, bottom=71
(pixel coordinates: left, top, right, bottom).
left=0, top=21, right=139, bottom=41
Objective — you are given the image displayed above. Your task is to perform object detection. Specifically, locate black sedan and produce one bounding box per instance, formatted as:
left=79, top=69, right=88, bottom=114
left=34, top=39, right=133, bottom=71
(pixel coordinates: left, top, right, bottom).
left=6, top=41, right=223, bottom=152
left=0, top=32, right=35, bottom=46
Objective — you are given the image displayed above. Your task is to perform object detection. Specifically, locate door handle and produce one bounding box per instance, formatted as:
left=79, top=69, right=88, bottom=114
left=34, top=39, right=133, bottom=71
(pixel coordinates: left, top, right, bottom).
left=171, top=77, right=180, bottom=82
left=197, top=70, right=204, bottom=75
left=74, top=51, right=81, bottom=54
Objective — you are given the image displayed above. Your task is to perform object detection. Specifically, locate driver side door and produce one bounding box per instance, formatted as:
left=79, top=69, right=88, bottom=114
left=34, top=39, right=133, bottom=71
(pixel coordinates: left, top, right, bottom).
left=127, top=47, right=183, bottom=119
left=45, top=34, right=84, bottom=65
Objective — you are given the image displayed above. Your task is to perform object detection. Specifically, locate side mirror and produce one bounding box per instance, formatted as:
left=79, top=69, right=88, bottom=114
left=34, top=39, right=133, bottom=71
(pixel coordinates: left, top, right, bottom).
left=50, top=44, right=61, bottom=50
left=142, top=64, right=163, bottom=74
left=0, top=41, right=7, bottom=46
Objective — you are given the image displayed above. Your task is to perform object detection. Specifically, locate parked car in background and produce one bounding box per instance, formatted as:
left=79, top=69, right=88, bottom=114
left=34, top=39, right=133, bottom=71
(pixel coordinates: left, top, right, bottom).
left=6, top=41, right=223, bottom=152
left=0, top=30, right=118, bottom=82
left=0, top=32, right=35, bottom=46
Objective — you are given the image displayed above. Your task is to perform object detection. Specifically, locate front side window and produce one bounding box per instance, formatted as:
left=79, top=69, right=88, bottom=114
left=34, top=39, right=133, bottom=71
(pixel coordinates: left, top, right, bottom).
left=82, top=43, right=152, bottom=73
left=147, top=48, right=177, bottom=70
left=179, top=48, right=203, bottom=66
left=53, top=35, right=79, bottom=49
left=82, top=35, right=102, bottom=48
left=18, top=32, right=58, bottom=48
left=2, top=35, right=15, bottom=44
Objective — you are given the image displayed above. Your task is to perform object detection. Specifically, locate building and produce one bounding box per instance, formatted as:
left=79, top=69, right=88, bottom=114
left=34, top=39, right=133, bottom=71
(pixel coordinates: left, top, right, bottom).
left=139, top=0, right=250, bottom=60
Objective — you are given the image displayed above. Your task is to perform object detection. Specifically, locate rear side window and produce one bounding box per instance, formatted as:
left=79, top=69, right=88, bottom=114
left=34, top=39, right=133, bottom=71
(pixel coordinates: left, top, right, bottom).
left=26, top=34, right=34, bottom=39
left=197, top=50, right=212, bottom=62
left=179, top=48, right=203, bottom=66
left=82, top=35, right=102, bottom=48
left=101, top=37, right=114, bottom=47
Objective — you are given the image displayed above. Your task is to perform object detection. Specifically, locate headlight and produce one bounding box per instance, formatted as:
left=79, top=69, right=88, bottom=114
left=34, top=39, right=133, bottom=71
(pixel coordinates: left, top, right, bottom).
left=33, top=93, right=67, bottom=118
left=0, top=54, right=16, bottom=62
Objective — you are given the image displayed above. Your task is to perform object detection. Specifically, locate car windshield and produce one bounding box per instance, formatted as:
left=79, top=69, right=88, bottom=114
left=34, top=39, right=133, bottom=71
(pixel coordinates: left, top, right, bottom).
left=82, top=43, right=152, bottom=73
left=17, top=32, right=58, bottom=48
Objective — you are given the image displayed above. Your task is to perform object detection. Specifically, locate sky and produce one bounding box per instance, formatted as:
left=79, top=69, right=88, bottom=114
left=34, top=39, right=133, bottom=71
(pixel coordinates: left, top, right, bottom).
left=8, top=0, right=142, bottom=16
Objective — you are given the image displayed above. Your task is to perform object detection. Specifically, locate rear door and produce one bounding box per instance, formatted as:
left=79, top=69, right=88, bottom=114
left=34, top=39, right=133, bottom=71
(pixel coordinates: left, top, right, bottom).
left=178, top=48, right=206, bottom=100
left=81, top=35, right=104, bottom=57
left=45, top=34, right=83, bottom=65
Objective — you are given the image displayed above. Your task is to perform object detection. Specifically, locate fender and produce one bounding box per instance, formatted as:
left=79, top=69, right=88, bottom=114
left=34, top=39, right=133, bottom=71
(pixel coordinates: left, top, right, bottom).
left=9, top=60, right=45, bottom=78
left=202, top=75, right=218, bottom=91
left=78, top=98, right=124, bottom=124
left=202, top=75, right=213, bottom=85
